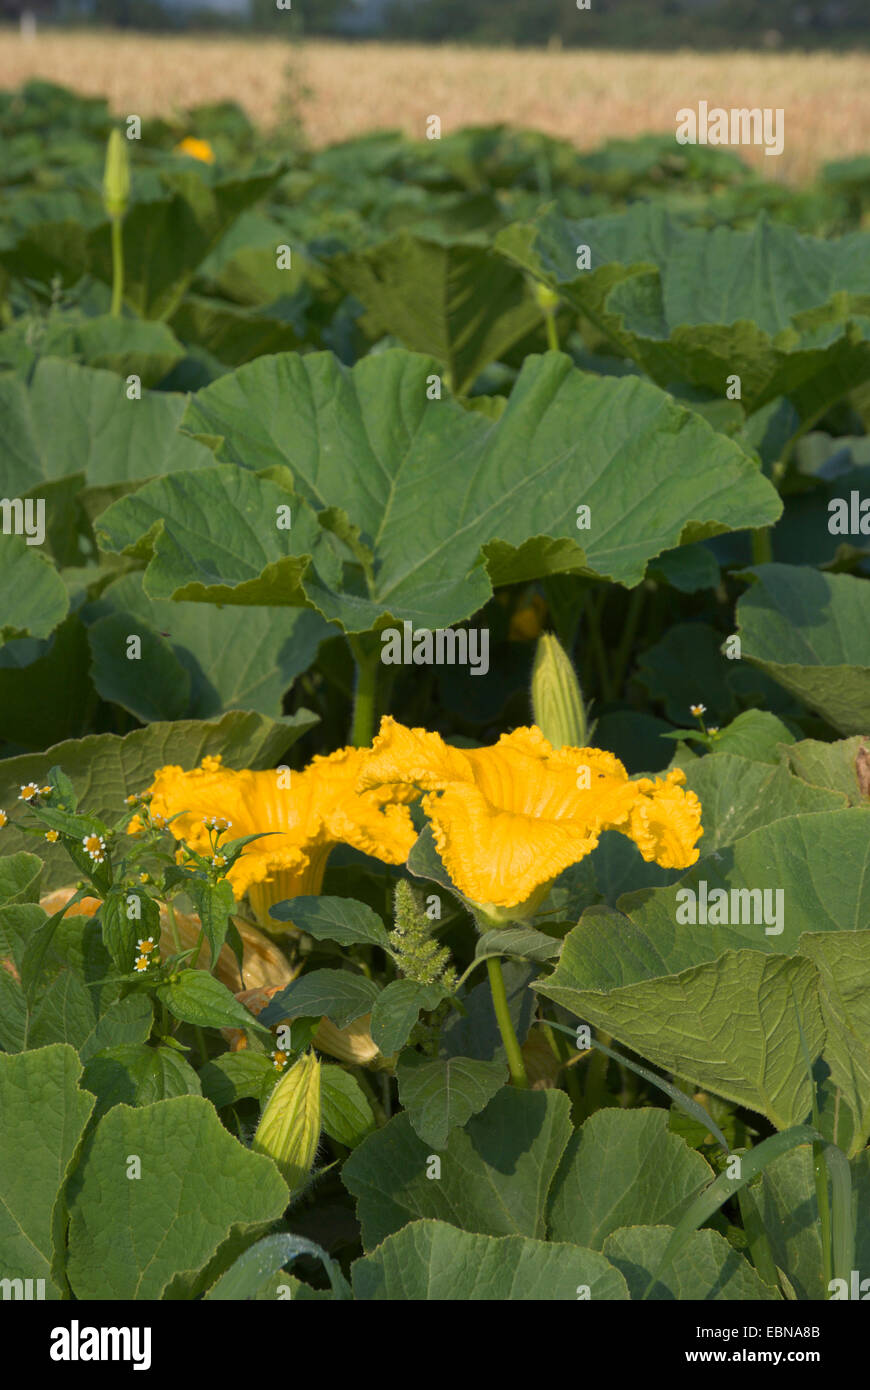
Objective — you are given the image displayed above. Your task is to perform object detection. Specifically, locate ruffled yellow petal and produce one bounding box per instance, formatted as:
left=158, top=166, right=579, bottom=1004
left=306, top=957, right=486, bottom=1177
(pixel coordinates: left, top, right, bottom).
left=134, top=747, right=416, bottom=925
left=360, top=716, right=475, bottom=794
left=626, top=769, right=704, bottom=870
left=423, top=781, right=601, bottom=909
left=359, top=719, right=704, bottom=910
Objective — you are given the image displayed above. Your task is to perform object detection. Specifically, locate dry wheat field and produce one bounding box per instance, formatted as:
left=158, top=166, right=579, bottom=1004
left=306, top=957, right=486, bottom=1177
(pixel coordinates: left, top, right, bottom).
left=2, top=30, right=870, bottom=178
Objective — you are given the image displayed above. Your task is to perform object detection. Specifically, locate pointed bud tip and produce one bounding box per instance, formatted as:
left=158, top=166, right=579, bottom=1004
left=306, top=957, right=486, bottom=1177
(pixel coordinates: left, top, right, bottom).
left=531, top=632, right=587, bottom=749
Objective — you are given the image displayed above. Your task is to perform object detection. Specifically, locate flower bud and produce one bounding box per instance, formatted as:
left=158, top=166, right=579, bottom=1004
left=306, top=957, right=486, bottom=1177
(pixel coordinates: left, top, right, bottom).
left=102, top=129, right=130, bottom=220
left=531, top=632, right=587, bottom=749
left=533, top=281, right=561, bottom=313
left=314, top=1013, right=382, bottom=1067
left=252, top=1051, right=320, bottom=1195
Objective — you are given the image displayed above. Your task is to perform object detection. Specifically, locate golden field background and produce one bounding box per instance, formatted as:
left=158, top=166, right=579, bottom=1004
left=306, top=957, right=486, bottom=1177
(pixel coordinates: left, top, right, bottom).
left=2, top=31, right=870, bottom=179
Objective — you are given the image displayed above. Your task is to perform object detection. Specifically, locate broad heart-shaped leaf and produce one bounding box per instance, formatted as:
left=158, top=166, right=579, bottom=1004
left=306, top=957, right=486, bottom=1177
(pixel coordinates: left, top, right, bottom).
left=0, top=313, right=185, bottom=388
left=737, top=564, right=870, bottom=734
left=0, top=536, right=68, bottom=646
left=0, top=358, right=215, bottom=497
left=328, top=232, right=544, bottom=395
left=497, top=206, right=870, bottom=421
left=394, top=1052, right=507, bottom=1148
left=85, top=571, right=332, bottom=722
left=120, top=347, right=789, bottom=631
left=1, top=165, right=286, bottom=319
left=66, top=1095, right=289, bottom=1299
left=351, top=1220, right=629, bottom=1301
left=343, top=1087, right=572, bottom=1250
left=0, top=708, right=317, bottom=889
left=679, top=753, right=846, bottom=854
left=258, top=969, right=381, bottom=1031
left=797, top=933, right=870, bottom=1158
left=0, top=1044, right=95, bottom=1299
left=537, top=809, right=870, bottom=1133
left=548, top=1108, right=713, bottom=1251
left=784, top=735, right=870, bottom=807
left=543, top=947, right=823, bottom=1132
left=81, top=1042, right=202, bottom=1121
left=754, top=1145, right=826, bottom=1301
left=267, top=895, right=391, bottom=949
left=602, top=1225, right=779, bottom=1301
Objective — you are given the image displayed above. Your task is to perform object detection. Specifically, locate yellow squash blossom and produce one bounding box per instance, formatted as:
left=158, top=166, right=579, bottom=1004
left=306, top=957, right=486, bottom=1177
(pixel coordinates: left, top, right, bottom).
left=358, top=717, right=703, bottom=919
left=131, top=749, right=416, bottom=928
left=175, top=136, right=215, bottom=163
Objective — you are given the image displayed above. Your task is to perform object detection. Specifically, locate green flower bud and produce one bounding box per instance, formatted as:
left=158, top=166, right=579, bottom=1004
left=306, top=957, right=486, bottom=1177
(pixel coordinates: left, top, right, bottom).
left=533, top=280, right=561, bottom=313
left=102, top=129, right=130, bottom=220
left=531, top=632, right=587, bottom=749
left=253, top=1051, right=321, bottom=1195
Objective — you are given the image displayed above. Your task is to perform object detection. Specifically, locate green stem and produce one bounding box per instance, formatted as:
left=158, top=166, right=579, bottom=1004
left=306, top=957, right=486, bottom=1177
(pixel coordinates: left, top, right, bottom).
left=110, top=215, right=124, bottom=317
left=813, top=1141, right=833, bottom=1291
left=349, top=639, right=379, bottom=748
left=544, top=1020, right=584, bottom=1116
left=751, top=527, right=773, bottom=565
left=543, top=309, right=559, bottom=353
left=581, top=1029, right=612, bottom=1118
left=608, top=584, right=646, bottom=700
left=486, top=957, right=528, bottom=1088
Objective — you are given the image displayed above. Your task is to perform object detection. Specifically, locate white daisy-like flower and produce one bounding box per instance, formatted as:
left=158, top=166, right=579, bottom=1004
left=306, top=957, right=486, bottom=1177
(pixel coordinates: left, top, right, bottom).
left=82, top=833, right=107, bottom=863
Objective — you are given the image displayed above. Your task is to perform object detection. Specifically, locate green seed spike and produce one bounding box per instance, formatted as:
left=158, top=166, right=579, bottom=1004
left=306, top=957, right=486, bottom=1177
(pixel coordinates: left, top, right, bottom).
left=531, top=631, right=587, bottom=749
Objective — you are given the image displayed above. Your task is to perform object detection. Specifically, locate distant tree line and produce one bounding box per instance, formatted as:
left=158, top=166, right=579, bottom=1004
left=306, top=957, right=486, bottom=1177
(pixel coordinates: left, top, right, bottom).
left=382, top=0, right=870, bottom=50
left=11, top=0, right=870, bottom=47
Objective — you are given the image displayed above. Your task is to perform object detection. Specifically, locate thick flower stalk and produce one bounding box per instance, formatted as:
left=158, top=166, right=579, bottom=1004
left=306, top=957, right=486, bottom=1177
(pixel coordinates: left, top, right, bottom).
left=129, top=749, right=416, bottom=928
left=358, top=717, right=703, bottom=919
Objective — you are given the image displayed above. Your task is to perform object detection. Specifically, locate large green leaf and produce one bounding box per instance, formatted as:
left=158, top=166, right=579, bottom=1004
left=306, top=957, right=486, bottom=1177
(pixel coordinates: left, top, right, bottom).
left=783, top=735, right=870, bottom=807
left=343, top=1087, right=571, bottom=1249
left=81, top=1042, right=202, bottom=1120
left=602, top=1225, right=780, bottom=1301
left=497, top=207, right=870, bottom=421
left=66, top=1094, right=289, bottom=1299
left=798, top=932, right=870, bottom=1157
left=351, top=1219, right=629, bottom=1301
left=94, top=348, right=780, bottom=629
left=0, top=709, right=317, bottom=888
left=537, top=809, right=870, bottom=1137
left=0, top=1044, right=95, bottom=1298
left=85, top=570, right=332, bottom=722
left=0, top=314, right=185, bottom=387
left=0, top=537, right=68, bottom=646
left=737, top=564, right=870, bottom=734
left=754, top=1145, right=826, bottom=1301
left=680, top=753, right=846, bottom=853
left=548, top=1108, right=713, bottom=1250
left=0, top=358, right=215, bottom=499
left=328, top=233, right=544, bottom=394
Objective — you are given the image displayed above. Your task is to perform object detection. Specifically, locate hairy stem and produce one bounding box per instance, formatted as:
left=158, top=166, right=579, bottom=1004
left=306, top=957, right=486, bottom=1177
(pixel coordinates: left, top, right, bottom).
left=110, top=216, right=124, bottom=318
left=486, top=957, right=529, bottom=1089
